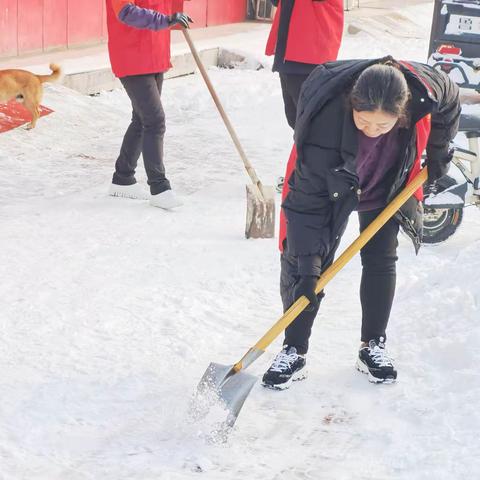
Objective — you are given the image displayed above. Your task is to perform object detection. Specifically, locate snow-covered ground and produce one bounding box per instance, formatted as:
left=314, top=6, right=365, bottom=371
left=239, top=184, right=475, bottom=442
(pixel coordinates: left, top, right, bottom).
left=1, top=12, right=480, bottom=480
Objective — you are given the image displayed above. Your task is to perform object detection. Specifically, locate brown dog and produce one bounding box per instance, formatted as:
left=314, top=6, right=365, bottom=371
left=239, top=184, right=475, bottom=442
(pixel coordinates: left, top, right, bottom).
left=0, top=63, right=61, bottom=129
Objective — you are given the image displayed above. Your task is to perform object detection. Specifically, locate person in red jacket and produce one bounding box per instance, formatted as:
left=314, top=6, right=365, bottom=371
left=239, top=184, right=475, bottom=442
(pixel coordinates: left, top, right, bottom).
left=266, top=0, right=344, bottom=191
left=106, top=0, right=192, bottom=209
left=266, top=0, right=344, bottom=130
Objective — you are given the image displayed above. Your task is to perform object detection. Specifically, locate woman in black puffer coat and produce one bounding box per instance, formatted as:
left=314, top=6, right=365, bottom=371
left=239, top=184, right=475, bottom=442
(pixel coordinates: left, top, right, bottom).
left=262, top=57, right=460, bottom=390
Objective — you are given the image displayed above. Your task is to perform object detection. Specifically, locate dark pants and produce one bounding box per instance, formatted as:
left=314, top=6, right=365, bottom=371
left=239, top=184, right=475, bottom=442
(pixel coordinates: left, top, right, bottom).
left=282, top=208, right=399, bottom=354
left=112, top=73, right=171, bottom=195
left=279, top=73, right=310, bottom=130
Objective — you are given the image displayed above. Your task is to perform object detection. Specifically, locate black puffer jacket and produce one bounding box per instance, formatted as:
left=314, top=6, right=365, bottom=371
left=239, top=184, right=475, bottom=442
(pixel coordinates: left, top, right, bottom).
left=283, top=57, right=460, bottom=275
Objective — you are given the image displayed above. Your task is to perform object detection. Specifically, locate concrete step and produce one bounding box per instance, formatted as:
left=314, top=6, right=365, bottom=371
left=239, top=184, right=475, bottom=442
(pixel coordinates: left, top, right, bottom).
left=62, top=47, right=221, bottom=95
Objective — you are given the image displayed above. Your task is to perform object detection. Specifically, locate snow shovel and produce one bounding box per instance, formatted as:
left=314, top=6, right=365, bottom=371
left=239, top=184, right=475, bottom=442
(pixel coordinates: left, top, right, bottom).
left=182, top=28, right=275, bottom=239
left=196, top=168, right=428, bottom=429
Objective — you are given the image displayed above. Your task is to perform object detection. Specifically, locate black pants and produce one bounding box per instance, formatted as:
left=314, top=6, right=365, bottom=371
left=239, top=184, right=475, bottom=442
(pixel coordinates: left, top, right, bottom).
left=282, top=209, right=399, bottom=354
left=279, top=73, right=310, bottom=130
left=113, top=73, right=171, bottom=195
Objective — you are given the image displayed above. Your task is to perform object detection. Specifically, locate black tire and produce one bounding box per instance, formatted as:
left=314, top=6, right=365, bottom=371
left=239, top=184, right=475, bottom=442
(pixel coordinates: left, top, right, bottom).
left=422, top=176, right=464, bottom=244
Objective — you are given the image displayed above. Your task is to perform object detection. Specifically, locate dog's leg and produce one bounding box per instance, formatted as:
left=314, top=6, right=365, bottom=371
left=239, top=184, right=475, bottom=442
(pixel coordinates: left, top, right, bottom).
left=24, top=100, right=40, bottom=129
left=23, top=84, right=42, bottom=129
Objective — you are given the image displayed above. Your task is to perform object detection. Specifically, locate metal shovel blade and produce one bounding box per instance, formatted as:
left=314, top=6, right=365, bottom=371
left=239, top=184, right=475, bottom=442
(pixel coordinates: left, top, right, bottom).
left=245, top=184, right=275, bottom=239
left=195, top=362, right=257, bottom=428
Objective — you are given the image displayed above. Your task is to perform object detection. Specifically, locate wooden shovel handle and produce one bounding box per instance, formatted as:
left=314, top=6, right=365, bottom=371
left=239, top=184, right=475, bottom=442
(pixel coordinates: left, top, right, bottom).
left=181, top=28, right=265, bottom=197
left=234, top=168, right=428, bottom=370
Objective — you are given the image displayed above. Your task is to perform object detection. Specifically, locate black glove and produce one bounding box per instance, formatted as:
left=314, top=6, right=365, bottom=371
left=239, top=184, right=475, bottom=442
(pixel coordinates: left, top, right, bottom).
left=293, top=275, right=320, bottom=312
left=168, top=12, right=193, bottom=28
left=426, top=147, right=454, bottom=186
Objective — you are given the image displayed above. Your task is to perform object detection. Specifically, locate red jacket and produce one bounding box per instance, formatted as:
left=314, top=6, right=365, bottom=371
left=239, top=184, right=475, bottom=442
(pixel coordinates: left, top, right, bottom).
left=266, top=0, right=344, bottom=65
left=106, top=0, right=182, bottom=78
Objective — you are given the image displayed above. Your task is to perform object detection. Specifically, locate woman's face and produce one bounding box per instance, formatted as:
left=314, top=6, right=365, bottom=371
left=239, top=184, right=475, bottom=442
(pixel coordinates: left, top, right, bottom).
left=353, top=109, right=399, bottom=138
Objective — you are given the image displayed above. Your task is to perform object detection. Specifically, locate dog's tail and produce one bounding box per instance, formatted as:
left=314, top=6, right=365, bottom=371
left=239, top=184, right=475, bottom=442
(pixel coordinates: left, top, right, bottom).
left=37, top=64, right=62, bottom=84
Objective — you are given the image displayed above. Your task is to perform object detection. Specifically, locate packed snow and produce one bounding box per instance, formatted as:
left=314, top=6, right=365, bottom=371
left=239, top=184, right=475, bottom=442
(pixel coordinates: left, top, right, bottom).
left=1, top=8, right=480, bottom=480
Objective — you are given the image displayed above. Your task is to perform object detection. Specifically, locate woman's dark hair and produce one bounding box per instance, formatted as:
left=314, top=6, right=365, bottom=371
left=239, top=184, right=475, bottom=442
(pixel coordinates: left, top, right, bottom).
left=350, top=62, right=411, bottom=125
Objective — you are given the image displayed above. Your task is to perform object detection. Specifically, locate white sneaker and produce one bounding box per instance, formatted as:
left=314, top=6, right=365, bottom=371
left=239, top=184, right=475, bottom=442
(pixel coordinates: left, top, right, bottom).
left=150, top=189, right=183, bottom=209
left=108, top=183, right=149, bottom=200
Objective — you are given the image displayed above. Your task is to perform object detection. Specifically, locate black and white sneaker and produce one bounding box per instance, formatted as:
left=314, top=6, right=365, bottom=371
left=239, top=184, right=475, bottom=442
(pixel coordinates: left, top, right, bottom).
left=262, top=346, right=307, bottom=390
left=275, top=176, right=285, bottom=193
left=356, top=338, right=397, bottom=384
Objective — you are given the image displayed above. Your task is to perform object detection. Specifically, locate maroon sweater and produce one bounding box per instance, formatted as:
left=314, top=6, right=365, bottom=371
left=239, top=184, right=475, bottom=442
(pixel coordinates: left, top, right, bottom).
left=356, top=126, right=401, bottom=212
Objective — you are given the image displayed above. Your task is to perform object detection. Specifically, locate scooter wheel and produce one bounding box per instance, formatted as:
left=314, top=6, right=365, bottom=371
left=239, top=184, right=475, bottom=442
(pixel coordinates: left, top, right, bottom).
left=422, top=206, right=463, bottom=244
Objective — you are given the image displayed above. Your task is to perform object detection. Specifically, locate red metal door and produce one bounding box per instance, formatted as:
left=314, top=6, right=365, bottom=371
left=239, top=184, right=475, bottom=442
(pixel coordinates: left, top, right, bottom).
left=18, top=0, right=43, bottom=54
left=67, top=0, right=104, bottom=46
left=207, top=0, right=246, bottom=26
left=0, top=0, right=18, bottom=57
left=102, top=0, right=108, bottom=40
left=44, top=0, right=68, bottom=50
left=185, top=0, right=208, bottom=28
left=0, top=0, right=248, bottom=60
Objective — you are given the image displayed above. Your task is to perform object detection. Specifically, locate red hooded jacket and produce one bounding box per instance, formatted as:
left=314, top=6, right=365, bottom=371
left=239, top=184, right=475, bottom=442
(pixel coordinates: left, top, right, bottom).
left=266, top=0, right=344, bottom=65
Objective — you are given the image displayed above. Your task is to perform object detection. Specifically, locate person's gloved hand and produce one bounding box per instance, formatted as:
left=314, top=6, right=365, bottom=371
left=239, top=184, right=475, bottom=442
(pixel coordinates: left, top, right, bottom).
left=426, top=147, right=454, bottom=187
left=293, top=275, right=320, bottom=312
left=167, top=12, right=193, bottom=28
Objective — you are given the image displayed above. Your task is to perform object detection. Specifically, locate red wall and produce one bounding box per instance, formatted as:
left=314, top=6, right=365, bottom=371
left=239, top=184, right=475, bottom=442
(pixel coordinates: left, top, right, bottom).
left=0, top=0, right=247, bottom=59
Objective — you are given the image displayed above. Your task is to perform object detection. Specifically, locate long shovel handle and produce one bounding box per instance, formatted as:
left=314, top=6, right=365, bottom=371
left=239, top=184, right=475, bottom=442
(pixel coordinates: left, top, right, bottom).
left=181, top=28, right=265, bottom=199
left=233, top=168, right=428, bottom=372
